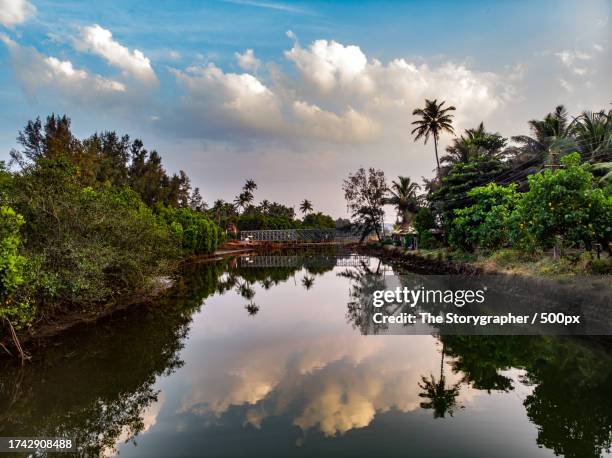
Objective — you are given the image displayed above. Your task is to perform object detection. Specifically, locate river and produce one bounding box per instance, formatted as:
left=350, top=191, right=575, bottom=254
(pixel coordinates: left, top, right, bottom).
left=1, top=252, right=611, bottom=457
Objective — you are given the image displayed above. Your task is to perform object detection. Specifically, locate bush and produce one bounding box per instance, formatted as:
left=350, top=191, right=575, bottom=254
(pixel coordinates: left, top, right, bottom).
left=157, top=206, right=221, bottom=255
left=450, top=183, right=518, bottom=252
left=0, top=206, right=35, bottom=329
left=302, top=212, right=336, bottom=228
left=9, top=160, right=177, bottom=308
left=512, top=153, right=612, bottom=252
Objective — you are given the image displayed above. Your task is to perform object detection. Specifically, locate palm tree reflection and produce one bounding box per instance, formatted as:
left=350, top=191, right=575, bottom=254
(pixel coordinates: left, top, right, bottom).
left=418, top=343, right=462, bottom=418
left=301, top=275, right=315, bottom=290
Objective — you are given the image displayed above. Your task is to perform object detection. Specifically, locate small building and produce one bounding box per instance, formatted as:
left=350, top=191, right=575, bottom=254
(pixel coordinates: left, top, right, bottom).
left=391, top=223, right=419, bottom=250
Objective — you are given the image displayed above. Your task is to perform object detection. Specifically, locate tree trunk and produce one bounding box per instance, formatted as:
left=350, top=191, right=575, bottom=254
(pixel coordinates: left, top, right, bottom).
left=434, top=136, right=441, bottom=175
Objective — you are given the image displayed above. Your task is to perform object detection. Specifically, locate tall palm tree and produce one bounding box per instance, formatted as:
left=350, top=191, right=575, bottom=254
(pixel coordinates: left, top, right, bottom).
left=299, top=199, right=313, bottom=215
left=412, top=99, right=456, bottom=174
left=243, top=179, right=257, bottom=193
left=385, top=176, right=420, bottom=228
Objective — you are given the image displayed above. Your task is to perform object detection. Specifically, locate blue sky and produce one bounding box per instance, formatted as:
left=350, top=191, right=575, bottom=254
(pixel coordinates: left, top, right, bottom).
left=1, top=0, right=610, bottom=216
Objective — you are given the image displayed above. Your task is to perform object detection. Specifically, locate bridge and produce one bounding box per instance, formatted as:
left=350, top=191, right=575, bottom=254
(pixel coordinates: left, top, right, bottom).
left=238, top=255, right=371, bottom=268
left=240, top=229, right=360, bottom=243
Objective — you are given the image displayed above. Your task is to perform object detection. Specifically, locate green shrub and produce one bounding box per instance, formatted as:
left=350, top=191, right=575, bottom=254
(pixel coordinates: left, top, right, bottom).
left=157, top=206, right=221, bottom=255
left=0, top=206, right=36, bottom=329
left=450, top=183, right=518, bottom=251
left=512, top=153, right=612, bottom=252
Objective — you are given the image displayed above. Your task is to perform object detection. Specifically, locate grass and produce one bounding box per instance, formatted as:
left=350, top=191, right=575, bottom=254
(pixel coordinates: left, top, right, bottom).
left=408, top=246, right=611, bottom=277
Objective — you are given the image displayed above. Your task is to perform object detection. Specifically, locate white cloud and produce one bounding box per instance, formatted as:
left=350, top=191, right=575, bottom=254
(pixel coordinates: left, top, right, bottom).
left=75, top=24, right=157, bottom=84
left=172, top=63, right=283, bottom=134
left=555, top=49, right=592, bottom=66
left=1, top=34, right=126, bottom=101
left=292, top=100, right=379, bottom=142
left=0, top=0, right=35, bottom=28
left=172, top=38, right=507, bottom=145
left=560, top=78, right=574, bottom=93
left=285, top=39, right=372, bottom=93
left=235, top=48, right=261, bottom=71
left=593, top=43, right=604, bottom=52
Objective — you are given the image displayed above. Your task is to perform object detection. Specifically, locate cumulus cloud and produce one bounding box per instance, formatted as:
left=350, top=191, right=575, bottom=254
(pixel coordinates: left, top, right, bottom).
left=172, top=63, right=283, bottom=134
left=235, top=48, right=261, bottom=71
left=75, top=24, right=157, bottom=84
left=177, top=330, right=476, bottom=438
left=292, top=100, right=379, bottom=142
left=0, top=34, right=127, bottom=101
left=171, top=37, right=507, bottom=144
left=0, top=0, right=35, bottom=28
left=285, top=39, right=372, bottom=93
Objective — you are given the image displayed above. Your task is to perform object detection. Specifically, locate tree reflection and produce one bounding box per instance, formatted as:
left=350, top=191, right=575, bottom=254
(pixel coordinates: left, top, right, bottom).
left=301, top=275, right=315, bottom=290
left=418, top=343, right=461, bottom=418
left=442, top=335, right=612, bottom=457
left=339, top=259, right=391, bottom=334
left=0, top=258, right=229, bottom=456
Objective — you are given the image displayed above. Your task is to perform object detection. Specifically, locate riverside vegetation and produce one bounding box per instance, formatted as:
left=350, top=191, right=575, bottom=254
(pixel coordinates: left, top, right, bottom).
left=0, top=115, right=343, bottom=358
left=343, top=102, right=612, bottom=275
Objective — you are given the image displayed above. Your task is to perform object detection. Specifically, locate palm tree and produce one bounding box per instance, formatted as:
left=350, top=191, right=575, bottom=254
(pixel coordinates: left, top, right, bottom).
left=243, top=179, right=257, bottom=193
left=259, top=199, right=271, bottom=215
left=508, top=105, right=577, bottom=167
left=211, top=199, right=226, bottom=225
left=441, top=122, right=507, bottom=167
left=412, top=99, right=456, bottom=174
left=570, top=109, right=611, bottom=162
left=299, top=199, right=313, bottom=215
left=234, top=191, right=253, bottom=213
left=385, top=176, right=420, bottom=228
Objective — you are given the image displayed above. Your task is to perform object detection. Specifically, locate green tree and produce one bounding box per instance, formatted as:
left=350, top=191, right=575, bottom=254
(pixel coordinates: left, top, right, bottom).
left=411, top=99, right=456, bottom=174
left=385, top=176, right=420, bottom=228
left=0, top=206, right=34, bottom=332
left=302, top=212, right=335, bottom=228
left=299, top=199, right=313, bottom=215
left=512, top=153, right=612, bottom=253
left=450, top=183, right=519, bottom=251
left=342, top=168, right=387, bottom=242
left=441, top=122, right=507, bottom=169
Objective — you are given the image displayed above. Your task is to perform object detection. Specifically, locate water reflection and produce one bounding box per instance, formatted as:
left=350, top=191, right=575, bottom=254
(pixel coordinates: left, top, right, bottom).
left=0, top=253, right=610, bottom=457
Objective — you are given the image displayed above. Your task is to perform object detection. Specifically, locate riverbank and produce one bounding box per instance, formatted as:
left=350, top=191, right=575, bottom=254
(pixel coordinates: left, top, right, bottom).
left=2, top=246, right=246, bottom=360
left=363, top=244, right=612, bottom=277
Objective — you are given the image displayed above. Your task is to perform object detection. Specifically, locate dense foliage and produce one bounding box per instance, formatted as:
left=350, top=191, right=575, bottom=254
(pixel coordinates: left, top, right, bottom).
left=450, top=183, right=518, bottom=251
left=0, top=115, right=222, bottom=336
left=449, top=154, right=612, bottom=254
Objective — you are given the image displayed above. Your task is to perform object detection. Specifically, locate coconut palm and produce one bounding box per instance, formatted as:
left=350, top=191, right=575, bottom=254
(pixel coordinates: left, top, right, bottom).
left=385, top=176, right=420, bottom=228
left=441, top=122, right=507, bottom=167
left=259, top=199, right=271, bottom=215
left=243, top=179, right=257, bottom=192
left=299, top=199, right=313, bottom=215
left=412, top=99, right=456, bottom=174
left=570, top=109, right=612, bottom=162
left=508, top=105, right=577, bottom=167
left=233, top=191, right=253, bottom=213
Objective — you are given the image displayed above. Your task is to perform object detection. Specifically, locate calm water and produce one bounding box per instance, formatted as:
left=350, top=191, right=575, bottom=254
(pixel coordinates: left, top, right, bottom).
left=1, top=252, right=611, bottom=457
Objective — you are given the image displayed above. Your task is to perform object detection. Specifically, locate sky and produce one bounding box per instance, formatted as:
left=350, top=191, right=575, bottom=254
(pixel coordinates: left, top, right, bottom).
left=0, top=0, right=610, bottom=218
